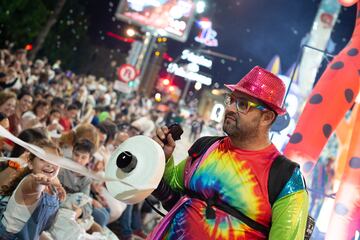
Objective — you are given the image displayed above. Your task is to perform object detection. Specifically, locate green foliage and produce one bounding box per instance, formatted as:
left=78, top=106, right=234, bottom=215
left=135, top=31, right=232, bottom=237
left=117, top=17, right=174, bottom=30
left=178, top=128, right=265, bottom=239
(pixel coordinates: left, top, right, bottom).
left=0, top=0, right=50, bottom=48
left=0, top=0, right=127, bottom=75
left=39, top=0, right=90, bottom=70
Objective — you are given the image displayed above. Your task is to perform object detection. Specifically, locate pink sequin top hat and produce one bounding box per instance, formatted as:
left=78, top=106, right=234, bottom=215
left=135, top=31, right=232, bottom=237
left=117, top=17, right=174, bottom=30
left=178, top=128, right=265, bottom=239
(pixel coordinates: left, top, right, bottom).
left=225, top=66, right=287, bottom=115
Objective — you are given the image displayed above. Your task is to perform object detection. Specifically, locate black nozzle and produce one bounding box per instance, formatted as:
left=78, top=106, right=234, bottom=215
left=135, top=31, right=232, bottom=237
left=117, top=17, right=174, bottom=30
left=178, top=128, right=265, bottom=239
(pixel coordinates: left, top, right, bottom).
left=116, top=151, right=137, bottom=173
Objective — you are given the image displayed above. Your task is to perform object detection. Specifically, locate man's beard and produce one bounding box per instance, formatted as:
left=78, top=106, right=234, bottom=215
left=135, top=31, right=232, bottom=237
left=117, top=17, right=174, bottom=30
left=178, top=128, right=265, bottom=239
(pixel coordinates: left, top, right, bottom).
left=223, top=112, right=260, bottom=141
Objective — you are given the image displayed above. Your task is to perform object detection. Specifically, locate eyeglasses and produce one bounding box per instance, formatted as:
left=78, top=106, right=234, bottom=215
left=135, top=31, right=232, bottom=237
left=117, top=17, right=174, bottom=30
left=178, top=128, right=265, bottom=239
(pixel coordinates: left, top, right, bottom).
left=224, top=94, right=267, bottom=114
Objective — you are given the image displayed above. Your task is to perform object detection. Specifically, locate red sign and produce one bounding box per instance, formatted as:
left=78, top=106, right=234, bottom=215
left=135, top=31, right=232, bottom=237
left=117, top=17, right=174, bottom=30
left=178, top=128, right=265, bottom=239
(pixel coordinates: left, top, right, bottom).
left=117, top=64, right=137, bottom=83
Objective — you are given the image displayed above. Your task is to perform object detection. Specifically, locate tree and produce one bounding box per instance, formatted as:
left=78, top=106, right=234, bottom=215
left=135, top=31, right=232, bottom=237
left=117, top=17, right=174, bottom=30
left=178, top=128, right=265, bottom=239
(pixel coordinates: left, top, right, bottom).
left=29, top=0, right=66, bottom=60
left=39, top=0, right=91, bottom=71
left=0, top=0, right=50, bottom=49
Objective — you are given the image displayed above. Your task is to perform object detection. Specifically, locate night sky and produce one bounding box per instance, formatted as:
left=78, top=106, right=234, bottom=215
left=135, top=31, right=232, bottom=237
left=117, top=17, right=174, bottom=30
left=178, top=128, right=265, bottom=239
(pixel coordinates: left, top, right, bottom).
left=170, top=0, right=357, bottom=86
left=88, top=0, right=357, bottom=87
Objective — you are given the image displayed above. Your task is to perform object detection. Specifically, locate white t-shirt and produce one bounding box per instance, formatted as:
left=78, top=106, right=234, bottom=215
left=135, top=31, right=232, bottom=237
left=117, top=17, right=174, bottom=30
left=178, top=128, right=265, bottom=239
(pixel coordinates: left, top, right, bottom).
left=1, top=177, right=39, bottom=233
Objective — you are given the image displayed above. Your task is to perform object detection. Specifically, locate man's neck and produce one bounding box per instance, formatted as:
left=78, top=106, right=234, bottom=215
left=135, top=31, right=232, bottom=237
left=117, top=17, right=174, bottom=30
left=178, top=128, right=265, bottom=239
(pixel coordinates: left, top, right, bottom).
left=229, top=134, right=271, bottom=151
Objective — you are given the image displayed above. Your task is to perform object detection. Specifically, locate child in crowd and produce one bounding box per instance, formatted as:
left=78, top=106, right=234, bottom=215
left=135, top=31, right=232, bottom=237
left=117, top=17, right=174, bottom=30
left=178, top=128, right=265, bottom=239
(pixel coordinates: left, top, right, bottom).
left=0, top=139, right=65, bottom=240
left=0, top=128, right=49, bottom=234
left=58, top=139, right=110, bottom=229
left=48, top=192, right=107, bottom=240
left=0, top=128, right=48, bottom=196
left=58, top=139, right=94, bottom=195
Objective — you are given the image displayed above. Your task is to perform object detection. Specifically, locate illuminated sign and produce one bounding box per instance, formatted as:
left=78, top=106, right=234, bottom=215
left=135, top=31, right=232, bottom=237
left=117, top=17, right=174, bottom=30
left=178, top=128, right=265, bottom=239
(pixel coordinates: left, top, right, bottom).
left=116, top=0, right=196, bottom=42
left=181, top=49, right=212, bottom=69
left=167, top=63, right=212, bottom=85
left=210, top=104, right=225, bottom=122
left=194, top=18, right=218, bottom=47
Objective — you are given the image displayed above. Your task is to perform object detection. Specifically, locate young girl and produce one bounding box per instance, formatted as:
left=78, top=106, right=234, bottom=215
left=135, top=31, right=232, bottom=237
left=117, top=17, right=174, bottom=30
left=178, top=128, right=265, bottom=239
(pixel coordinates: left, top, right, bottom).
left=0, top=139, right=66, bottom=240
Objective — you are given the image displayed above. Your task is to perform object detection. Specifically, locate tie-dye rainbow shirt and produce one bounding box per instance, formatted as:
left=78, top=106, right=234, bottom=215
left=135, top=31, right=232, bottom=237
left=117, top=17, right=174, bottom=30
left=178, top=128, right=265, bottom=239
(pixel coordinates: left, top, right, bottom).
left=149, top=137, right=309, bottom=240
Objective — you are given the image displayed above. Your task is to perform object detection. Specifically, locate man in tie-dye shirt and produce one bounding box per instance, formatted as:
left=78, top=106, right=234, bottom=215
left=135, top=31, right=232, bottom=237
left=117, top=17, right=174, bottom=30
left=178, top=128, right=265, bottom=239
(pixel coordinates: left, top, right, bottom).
left=151, top=66, right=309, bottom=240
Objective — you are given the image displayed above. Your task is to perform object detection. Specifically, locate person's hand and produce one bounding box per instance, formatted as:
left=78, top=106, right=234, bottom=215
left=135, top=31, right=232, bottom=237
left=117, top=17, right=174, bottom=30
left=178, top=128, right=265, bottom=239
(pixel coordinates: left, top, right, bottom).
left=92, top=199, right=103, bottom=208
left=51, top=178, right=66, bottom=201
left=153, top=126, right=175, bottom=161
left=54, top=185, right=66, bottom=202
left=72, top=204, right=83, bottom=219
left=31, top=173, right=52, bottom=186
left=47, top=123, right=58, bottom=131
left=93, top=160, right=105, bottom=172
left=89, top=222, right=103, bottom=234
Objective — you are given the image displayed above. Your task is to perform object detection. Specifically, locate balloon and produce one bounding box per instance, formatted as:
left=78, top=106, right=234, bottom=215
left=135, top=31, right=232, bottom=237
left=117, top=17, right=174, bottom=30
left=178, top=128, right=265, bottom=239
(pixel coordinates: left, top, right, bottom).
left=284, top=5, right=360, bottom=175
left=284, top=2, right=360, bottom=238
left=338, top=0, right=358, bottom=7
left=326, top=103, right=360, bottom=239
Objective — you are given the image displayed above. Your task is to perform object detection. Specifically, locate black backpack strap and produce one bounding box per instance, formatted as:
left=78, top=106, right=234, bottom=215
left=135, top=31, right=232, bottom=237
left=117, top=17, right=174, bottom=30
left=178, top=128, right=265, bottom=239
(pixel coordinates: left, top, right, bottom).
left=268, top=156, right=315, bottom=239
left=152, top=136, right=224, bottom=211
left=187, top=136, right=270, bottom=236
left=185, top=189, right=269, bottom=236
left=268, top=155, right=300, bottom=206
left=188, top=136, right=225, bottom=164
left=152, top=179, right=182, bottom=212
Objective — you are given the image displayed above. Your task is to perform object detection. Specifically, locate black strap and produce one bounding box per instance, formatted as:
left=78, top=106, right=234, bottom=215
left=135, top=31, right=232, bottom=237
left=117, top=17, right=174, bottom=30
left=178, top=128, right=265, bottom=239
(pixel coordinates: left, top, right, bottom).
left=152, top=179, right=182, bottom=212
left=189, top=137, right=300, bottom=206
left=185, top=189, right=269, bottom=236
left=152, top=136, right=310, bottom=237
left=187, top=137, right=302, bottom=235
left=145, top=198, right=166, bottom=217
left=268, top=155, right=299, bottom=206
left=188, top=136, right=225, bottom=164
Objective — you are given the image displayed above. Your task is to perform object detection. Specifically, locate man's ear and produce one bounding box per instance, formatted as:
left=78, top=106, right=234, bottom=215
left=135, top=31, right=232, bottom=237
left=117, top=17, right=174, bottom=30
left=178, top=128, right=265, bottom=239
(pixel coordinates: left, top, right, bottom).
left=261, top=111, right=276, bottom=127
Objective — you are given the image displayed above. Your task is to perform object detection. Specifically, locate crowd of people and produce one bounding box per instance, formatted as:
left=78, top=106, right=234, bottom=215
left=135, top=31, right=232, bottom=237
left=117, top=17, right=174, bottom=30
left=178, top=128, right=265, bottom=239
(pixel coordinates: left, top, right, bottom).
left=0, top=48, right=197, bottom=240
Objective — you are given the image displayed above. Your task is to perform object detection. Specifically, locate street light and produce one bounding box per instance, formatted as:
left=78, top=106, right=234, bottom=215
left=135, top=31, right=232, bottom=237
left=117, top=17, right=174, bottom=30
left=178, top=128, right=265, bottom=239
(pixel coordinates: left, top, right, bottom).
left=162, top=78, right=170, bottom=86
left=196, top=1, right=206, bottom=14
left=194, top=82, right=202, bottom=91
left=126, top=28, right=137, bottom=37
left=155, top=93, right=162, bottom=102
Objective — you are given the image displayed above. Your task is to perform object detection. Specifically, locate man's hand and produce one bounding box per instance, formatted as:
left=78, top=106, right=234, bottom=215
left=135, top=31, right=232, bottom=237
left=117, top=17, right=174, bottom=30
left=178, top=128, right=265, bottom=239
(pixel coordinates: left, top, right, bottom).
left=153, top=126, right=176, bottom=161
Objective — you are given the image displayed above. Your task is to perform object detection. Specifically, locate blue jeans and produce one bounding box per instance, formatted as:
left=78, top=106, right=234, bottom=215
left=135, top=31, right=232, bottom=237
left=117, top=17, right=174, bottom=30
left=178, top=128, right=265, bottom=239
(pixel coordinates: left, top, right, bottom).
left=115, top=204, right=143, bottom=237
left=131, top=203, right=142, bottom=231
left=0, top=193, right=59, bottom=240
left=117, top=205, right=133, bottom=237
left=92, top=207, right=110, bottom=227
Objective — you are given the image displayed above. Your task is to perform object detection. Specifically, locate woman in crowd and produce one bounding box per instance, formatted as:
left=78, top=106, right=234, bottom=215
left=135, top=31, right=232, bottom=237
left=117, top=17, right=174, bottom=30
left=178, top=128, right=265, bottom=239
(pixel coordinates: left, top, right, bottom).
left=0, top=91, right=16, bottom=117
left=8, top=89, right=33, bottom=136
left=21, top=100, right=50, bottom=130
